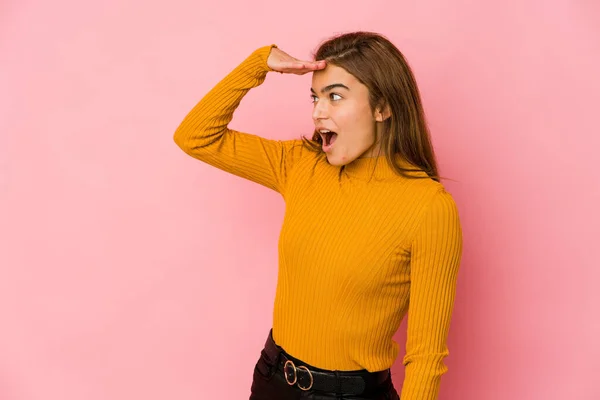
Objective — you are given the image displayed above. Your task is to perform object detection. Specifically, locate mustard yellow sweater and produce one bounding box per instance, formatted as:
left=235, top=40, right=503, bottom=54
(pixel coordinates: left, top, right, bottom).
left=173, top=45, right=463, bottom=400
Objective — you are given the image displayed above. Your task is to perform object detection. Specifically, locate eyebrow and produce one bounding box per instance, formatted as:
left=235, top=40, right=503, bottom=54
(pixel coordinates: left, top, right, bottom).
left=310, top=83, right=350, bottom=94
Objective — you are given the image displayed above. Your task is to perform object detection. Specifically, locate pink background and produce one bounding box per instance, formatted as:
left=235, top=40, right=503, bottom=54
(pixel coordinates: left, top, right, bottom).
left=1, top=1, right=599, bottom=399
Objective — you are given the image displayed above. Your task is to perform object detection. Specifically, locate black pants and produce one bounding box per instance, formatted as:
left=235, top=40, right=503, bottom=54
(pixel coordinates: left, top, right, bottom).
left=250, top=331, right=400, bottom=400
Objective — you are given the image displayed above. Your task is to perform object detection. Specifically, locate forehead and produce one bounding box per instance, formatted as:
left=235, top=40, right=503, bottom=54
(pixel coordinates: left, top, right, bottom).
left=311, top=64, right=361, bottom=88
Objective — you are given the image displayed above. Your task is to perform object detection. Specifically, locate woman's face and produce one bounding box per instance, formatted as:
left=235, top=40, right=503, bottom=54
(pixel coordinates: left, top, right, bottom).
left=311, top=64, right=386, bottom=166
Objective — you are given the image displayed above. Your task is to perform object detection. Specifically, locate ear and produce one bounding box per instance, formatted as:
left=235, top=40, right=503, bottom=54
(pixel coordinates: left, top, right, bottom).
left=374, top=102, right=392, bottom=122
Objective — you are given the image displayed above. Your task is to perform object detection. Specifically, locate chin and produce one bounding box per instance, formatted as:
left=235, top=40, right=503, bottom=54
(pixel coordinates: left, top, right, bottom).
left=325, top=152, right=357, bottom=167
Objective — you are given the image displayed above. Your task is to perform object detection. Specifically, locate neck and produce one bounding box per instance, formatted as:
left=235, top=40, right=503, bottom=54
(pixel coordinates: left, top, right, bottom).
left=343, top=153, right=423, bottom=181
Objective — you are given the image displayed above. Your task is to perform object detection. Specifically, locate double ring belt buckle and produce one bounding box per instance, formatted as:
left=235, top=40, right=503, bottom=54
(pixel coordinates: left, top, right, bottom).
left=283, top=359, right=314, bottom=391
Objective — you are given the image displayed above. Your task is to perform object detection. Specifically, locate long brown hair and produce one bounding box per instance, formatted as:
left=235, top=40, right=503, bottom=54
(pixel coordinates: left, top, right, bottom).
left=302, top=31, right=440, bottom=182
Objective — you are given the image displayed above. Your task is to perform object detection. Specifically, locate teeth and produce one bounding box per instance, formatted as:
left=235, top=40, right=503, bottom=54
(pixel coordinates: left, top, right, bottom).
left=319, top=129, right=330, bottom=133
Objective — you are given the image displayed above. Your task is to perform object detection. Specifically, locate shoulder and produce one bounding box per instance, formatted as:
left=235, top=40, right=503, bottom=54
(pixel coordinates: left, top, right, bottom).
left=400, top=172, right=445, bottom=200
left=416, top=184, right=462, bottom=243
left=281, top=138, right=308, bottom=155
left=428, top=186, right=460, bottom=220
left=281, top=138, right=322, bottom=165
left=401, top=177, right=460, bottom=225
left=420, top=178, right=458, bottom=212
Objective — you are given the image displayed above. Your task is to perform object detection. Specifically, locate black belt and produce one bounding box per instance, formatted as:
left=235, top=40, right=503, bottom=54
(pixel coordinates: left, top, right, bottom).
left=260, top=330, right=390, bottom=395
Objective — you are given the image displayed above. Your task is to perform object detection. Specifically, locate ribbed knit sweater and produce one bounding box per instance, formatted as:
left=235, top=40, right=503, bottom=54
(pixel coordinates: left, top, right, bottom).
left=173, top=45, right=463, bottom=400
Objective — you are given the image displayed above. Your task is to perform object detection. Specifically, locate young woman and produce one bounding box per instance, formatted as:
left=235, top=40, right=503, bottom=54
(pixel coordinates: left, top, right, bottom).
left=173, top=32, right=463, bottom=400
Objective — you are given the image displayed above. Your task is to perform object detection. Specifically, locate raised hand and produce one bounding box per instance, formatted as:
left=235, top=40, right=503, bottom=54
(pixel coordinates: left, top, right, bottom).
left=267, top=47, right=327, bottom=75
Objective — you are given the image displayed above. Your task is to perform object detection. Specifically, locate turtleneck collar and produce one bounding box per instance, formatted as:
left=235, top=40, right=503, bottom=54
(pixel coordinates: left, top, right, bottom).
left=341, top=154, right=427, bottom=181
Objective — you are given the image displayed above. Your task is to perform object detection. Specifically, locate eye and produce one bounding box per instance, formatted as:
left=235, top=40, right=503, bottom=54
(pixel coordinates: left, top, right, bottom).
left=310, top=94, right=318, bottom=103
left=330, top=93, right=342, bottom=101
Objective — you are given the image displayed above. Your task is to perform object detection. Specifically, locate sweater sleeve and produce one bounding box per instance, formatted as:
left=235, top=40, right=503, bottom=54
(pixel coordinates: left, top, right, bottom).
left=401, top=189, right=463, bottom=400
left=173, top=44, right=303, bottom=196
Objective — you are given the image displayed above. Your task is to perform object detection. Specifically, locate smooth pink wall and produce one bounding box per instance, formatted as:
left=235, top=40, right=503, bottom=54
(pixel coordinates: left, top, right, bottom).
left=1, top=1, right=599, bottom=399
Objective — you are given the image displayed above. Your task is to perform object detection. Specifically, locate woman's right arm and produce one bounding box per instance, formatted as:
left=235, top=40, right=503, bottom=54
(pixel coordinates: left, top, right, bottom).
left=173, top=45, right=324, bottom=196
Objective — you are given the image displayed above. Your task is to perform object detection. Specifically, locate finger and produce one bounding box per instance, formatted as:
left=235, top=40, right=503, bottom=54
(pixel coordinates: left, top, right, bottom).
left=277, top=60, right=327, bottom=75
left=306, top=61, right=326, bottom=71
left=280, top=61, right=307, bottom=70
left=295, top=67, right=322, bottom=75
left=278, top=68, right=309, bottom=76
left=283, top=60, right=324, bottom=70
left=295, top=60, right=326, bottom=70
left=310, top=61, right=327, bottom=70
left=310, top=60, right=327, bottom=67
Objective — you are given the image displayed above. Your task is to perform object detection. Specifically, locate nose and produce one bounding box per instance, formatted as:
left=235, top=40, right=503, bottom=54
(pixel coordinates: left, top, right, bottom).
left=312, top=99, right=328, bottom=121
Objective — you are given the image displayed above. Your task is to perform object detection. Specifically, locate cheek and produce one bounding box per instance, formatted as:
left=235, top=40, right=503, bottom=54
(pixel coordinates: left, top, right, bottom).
left=336, top=102, right=371, bottom=129
left=340, top=105, right=375, bottom=143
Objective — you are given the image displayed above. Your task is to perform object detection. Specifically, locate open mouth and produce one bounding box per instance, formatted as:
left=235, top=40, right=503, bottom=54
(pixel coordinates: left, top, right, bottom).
left=319, top=129, right=338, bottom=151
